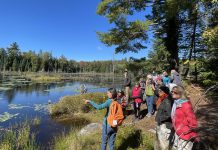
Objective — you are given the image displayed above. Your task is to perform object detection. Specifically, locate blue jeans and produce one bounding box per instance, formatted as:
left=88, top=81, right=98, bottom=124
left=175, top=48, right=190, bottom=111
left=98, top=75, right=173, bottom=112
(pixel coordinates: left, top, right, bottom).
left=101, top=123, right=117, bottom=150
left=146, top=95, right=154, bottom=114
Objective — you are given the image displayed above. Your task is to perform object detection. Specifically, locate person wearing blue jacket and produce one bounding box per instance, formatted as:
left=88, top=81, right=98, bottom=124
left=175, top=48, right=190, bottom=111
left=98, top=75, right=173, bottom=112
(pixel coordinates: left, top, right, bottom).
left=162, top=71, right=170, bottom=87
left=85, top=88, right=117, bottom=150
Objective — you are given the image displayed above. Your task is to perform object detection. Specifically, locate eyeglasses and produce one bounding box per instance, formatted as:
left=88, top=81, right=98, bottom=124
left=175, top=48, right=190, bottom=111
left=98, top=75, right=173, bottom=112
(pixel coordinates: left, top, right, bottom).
left=172, top=91, right=178, bottom=94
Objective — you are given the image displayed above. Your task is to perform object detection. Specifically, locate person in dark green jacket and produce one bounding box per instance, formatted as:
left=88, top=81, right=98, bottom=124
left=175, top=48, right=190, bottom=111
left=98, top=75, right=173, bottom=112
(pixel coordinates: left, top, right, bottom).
left=85, top=88, right=117, bottom=150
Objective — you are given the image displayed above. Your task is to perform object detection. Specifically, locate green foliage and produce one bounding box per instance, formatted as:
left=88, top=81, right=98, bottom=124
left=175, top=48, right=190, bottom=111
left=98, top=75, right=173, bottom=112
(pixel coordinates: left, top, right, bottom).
left=53, top=125, right=154, bottom=150
left=97, top=19, right=151, bottom=53
left=50, top=93, right=106, bottom=117
left=0, top=123, right=39, bottom=150
left=96, top=0, right=150, bottom=53
left=148, top=38, right=171, bottom=72
left=199, top=72, right=217, bottom=86
left=0, top=43, right=127, bottom=73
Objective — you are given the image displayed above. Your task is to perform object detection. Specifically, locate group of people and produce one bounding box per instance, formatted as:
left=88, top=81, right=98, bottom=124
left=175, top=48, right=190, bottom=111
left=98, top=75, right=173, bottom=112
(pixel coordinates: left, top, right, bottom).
left=85, top=69, right=199, bottom=150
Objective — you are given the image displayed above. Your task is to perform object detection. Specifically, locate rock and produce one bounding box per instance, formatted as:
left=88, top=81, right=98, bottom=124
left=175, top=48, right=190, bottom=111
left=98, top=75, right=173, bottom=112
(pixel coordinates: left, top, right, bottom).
left=78, top=123, right=102, bottom=136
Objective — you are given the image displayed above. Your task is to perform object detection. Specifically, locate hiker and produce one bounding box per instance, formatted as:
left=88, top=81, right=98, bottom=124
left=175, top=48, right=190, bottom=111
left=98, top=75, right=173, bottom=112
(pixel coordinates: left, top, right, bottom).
left=145, top=74, right=156, bottom=117
left=171, top=86, right=199, bottom=150
left=155, top=86, right=173, bottom=150
left=153, top=76, right=164, bottom=112
left=139, top=77, right=146, bottom=95
left=131, top=82, right=143, bottom=120
left=170, top=69, right=182, bottom=86
left=117, top=90, right=127, bottom=114
left=124, top=69, right=131, bottom=104
left=154, top=76, right=165, bottom=97
left=162, top=71, right=170, bottom=87
left=80, top=84, right=87, bottom=94
left=85, top=88, right=123, bottom=150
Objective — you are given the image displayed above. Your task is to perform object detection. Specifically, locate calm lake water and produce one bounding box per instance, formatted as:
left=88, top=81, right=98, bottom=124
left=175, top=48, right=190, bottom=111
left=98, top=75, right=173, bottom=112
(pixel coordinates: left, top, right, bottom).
left=0, top=81, right=118, bottom=148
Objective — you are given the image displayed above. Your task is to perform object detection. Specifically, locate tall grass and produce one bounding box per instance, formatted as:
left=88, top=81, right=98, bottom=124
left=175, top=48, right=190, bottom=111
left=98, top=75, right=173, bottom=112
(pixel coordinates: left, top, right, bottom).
left=51, top=93, right=154, bottom=150
left=0, top=122, right=39, bottom=150
left=50, top=93, right=107, bottom=117
left=53, top=125, right=154, bottom=150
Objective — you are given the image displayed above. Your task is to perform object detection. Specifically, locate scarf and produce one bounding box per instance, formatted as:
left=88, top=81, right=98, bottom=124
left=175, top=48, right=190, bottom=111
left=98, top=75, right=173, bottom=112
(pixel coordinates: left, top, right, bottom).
left=171, top=99, right=188, bottom=124
left=156, top=93, right=169, bottom=109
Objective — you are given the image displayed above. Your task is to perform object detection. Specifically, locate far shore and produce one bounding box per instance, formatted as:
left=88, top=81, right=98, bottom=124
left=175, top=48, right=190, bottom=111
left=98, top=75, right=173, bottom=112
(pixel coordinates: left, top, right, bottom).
left=0, top=71, right=123, bottom=84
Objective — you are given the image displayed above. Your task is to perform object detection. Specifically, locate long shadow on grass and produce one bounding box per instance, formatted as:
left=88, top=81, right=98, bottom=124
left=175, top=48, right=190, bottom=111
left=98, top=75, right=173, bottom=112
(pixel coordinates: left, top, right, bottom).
left=117, top=129, right=142, bottom=150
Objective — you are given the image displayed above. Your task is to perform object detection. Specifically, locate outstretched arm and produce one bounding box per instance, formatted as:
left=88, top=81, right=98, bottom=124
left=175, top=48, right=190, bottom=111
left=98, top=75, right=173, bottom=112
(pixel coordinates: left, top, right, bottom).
left=85, top=99, right=111, bottom=110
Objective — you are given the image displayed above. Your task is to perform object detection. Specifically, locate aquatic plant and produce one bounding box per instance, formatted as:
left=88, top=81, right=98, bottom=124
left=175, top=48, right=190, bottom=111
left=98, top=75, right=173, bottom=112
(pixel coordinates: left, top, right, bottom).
left=0, top=112, right=19, bottom=122
left=34, top=104, right=49, bottom=113
left=0, top=122, right=39, bottom=150
left=0, top=87, right=12, bottom=91
left=8, top=104, right=31, bottom=110
left=32, top=117, right=41, bottom=126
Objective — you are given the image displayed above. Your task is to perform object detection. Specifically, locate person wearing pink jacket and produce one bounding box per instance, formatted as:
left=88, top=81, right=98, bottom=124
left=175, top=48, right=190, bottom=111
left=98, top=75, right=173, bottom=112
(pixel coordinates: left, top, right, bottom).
left=131, top=82, right=143, bottom=121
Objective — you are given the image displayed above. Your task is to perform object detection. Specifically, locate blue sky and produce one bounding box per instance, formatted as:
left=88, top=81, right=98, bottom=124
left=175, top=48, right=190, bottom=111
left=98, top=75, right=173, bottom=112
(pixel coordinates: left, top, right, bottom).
left=0, top=0, right=153, bottom=61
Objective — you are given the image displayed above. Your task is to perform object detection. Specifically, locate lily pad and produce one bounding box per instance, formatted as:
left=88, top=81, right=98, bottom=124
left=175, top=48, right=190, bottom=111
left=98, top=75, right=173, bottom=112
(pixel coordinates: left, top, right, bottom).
left=0, top=87, right=12, bottom=91
left=44, top=86, right=70, bottom=92
left=34, top=104, right=51, bottom=113
left=8, top=104, right=31, bottom=109
left=0, top=112, right=19, bottom=122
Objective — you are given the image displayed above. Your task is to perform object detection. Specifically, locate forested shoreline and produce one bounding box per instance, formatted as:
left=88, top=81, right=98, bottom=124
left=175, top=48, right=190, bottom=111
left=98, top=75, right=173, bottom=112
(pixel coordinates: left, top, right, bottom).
left=0, top=42, right=126, bottom=74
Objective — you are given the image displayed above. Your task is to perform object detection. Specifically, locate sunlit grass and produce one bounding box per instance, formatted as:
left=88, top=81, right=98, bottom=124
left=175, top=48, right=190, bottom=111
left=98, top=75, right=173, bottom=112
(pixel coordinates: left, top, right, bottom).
left=0, top=121, right=39, bottom=150
left=51, top=93, right=154, bottom=150
left=53, top=125, right=154, bottom=150
left=50, top=92, right=107, bottom=117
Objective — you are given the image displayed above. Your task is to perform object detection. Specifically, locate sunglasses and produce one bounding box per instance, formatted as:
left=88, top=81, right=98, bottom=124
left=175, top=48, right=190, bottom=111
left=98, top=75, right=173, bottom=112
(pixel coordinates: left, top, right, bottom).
left=172, top=91, right=179, bottom=94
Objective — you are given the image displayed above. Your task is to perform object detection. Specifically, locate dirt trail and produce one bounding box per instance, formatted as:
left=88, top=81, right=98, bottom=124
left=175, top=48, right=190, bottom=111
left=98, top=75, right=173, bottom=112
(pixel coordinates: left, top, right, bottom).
left=187, top=84, right=218, bottom=150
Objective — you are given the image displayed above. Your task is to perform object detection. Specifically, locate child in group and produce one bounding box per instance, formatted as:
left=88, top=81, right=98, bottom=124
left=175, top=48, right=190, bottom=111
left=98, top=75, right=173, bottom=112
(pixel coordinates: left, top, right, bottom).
left=85, top=88, right=119, bottom=150
left=131, top=82, right=143, bottom=121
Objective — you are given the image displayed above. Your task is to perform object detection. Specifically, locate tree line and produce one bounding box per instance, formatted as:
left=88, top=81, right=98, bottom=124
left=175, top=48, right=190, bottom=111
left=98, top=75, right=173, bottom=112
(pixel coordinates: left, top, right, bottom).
left=96, top=0, right=218, bottom=86
left=0, top=42, right=126, bottom=74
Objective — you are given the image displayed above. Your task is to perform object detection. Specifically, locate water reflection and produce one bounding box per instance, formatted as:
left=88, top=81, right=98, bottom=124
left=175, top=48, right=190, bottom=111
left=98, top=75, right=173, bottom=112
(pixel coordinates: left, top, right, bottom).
left=0, top=81, right=115, bottom=147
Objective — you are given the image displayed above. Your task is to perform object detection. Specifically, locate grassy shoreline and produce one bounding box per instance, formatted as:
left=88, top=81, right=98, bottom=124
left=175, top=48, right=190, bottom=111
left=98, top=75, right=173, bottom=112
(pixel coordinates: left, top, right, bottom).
left=50, top=92, right=155, bottom=150
left=0, top=72, right=123, bottom=84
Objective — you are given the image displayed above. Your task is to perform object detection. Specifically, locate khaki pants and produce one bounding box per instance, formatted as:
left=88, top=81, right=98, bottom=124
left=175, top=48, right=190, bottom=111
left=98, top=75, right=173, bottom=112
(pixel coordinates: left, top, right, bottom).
left=172, top=133, right=193, bottom=150
left=125, top=86, right=130, bottom=104
left=155, top=124, right=171, bottom=150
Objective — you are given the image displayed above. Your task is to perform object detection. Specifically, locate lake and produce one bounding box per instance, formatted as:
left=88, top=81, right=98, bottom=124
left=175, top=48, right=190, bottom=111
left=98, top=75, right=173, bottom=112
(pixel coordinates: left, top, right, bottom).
left=0, top=81, right=121, bottom=149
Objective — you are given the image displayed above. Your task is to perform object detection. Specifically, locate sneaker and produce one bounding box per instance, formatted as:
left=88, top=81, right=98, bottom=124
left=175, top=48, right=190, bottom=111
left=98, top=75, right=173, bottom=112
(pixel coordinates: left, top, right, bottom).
left=146, top=113, right=151, bottom=118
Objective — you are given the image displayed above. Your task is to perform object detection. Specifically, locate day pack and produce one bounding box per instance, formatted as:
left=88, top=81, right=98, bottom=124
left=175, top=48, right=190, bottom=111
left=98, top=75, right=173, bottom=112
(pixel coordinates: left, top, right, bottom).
left=107, top=100, right=124, bottom=127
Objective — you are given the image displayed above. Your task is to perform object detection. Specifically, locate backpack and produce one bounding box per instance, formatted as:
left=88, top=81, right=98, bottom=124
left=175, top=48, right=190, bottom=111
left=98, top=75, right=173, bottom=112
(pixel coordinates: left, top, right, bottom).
left=146, top=84, right=154, bottom=96
left=107, top=100, right=124, bottom=127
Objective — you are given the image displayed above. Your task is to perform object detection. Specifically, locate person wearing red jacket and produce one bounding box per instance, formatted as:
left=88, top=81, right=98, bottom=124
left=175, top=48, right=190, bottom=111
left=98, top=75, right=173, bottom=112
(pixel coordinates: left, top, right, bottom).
left=131, top=82, right=143, bottom=121
left=171, top=86, right=199, bottom=150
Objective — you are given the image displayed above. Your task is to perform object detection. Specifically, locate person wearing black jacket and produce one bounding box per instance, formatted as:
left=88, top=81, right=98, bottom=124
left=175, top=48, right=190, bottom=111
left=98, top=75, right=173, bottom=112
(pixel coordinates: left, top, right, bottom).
left=155, top=86, right=173, bottom=150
